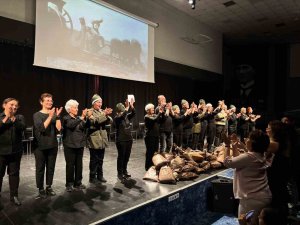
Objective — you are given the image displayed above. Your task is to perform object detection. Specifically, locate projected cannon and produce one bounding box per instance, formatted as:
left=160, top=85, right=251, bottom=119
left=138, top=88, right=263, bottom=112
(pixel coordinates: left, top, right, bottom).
left=48, top=0, right=73, bottom=34
left=77, top=17, right=106, bottom=54
left=110, top=38, right=142, bottom=68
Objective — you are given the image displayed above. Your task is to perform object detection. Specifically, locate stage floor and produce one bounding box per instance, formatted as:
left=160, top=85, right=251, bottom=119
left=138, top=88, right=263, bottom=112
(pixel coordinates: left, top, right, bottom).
left=0, top=139, right=225, bottom=225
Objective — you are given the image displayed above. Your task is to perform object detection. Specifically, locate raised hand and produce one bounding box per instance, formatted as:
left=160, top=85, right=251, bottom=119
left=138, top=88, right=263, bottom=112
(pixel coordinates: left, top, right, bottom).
left=82, top=108, right=88, bottom=117
left=104, top=107, right=113, bottom=115
left=56, top=107, right=63, bottom=116
left=49, top=108, right=55, bottom=118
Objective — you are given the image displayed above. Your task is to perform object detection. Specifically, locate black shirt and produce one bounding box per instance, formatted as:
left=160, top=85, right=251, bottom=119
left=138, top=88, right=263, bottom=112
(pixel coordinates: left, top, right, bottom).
left=114, top=107, right=136, bottom=142
left=0, top=112, right=26, bottom=155
left=33, top=111, right=58, bottom=150
left=144, top=113, right=163, bottom=137
left=62, top=114, right=87, bottom=148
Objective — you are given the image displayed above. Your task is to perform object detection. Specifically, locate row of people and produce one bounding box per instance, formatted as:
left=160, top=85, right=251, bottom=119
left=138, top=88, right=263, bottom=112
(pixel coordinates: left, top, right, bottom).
left=0, top=93, right=137, bottom=205
left=144, top=95, right=261, bottom=159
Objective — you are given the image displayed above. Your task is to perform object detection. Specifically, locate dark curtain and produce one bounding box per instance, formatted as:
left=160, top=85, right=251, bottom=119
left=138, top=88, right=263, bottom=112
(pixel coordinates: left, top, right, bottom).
left=0, top=43, right=223, bottom=127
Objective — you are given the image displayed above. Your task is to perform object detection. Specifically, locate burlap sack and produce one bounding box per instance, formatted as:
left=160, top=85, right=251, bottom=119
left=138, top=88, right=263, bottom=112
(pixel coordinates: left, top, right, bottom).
left=152, top=153, right=168, bottom=169
left=178, top=172, right=199, bottom=181
left=143, top=166, right=158, bottom=182
left=158, top=166, right=176, bottom=184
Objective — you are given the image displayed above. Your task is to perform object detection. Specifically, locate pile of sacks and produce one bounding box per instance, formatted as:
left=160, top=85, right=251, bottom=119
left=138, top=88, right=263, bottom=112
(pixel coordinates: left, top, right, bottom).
left=143, top=144, right=227, bottom=184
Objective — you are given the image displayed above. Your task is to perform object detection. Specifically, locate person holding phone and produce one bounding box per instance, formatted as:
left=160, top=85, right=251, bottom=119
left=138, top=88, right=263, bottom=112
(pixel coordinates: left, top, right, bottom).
left=113, top=99, right=135, bottom=182
left=224, top=130, right=272, bottom=225
left=0, top=98, right=26, bottom=206
left=33, top=93, right=62, bottom=198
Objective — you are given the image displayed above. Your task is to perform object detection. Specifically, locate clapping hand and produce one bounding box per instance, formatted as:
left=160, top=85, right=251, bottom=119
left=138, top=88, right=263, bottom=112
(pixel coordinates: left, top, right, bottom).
left=56, top=107, right=63, bottom=117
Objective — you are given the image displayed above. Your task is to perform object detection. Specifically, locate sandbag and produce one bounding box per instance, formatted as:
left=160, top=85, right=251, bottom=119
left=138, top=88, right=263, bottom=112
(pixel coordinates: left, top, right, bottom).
left=152, top=153, right=168, bottom=169
left=143, top=166, right=158, bottom=182
left=178, top=172, right=199, bottom=181
left=159, top=166, right=176, bottom=184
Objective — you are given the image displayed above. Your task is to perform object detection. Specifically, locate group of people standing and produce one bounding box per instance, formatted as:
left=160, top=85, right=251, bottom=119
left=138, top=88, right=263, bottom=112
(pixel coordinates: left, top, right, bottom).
left=143, top=95, right=261, bottom=170
left=0, top=93, right=136, bottom=206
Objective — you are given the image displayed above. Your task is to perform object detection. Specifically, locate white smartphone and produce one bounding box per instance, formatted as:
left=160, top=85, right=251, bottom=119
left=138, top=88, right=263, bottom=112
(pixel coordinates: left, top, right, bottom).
left=127, top=94, right=135, bottom=103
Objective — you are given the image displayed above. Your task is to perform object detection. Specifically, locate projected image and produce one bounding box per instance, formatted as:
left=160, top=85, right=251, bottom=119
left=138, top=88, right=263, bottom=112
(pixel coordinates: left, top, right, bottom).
left=35, top=0, right=154, bottom=82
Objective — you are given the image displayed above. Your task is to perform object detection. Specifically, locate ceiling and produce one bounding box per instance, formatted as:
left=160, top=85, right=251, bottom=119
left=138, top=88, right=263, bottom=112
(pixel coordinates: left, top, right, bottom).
left=163, top=0, right=300, bottom=43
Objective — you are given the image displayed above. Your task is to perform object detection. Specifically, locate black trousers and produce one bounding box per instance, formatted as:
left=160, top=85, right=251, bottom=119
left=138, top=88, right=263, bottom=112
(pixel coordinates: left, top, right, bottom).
left=192, top=133, right=200, bottom=150
left=89, top=148, right=105, bottom=179
left=34, top=147, right=58, bottom=189
left=116, top=140, right=133, bottom=176
left=182, top=128, right=192, bottom=148
left=214, top=125, right=226, bottom=147
left=206, top=123, right=216, bottom=151
left=173, top=132, right=182, bottom=147
left=63, top=146, right=84, bottom=187
left=0, top=151, right=22, bottom=197
left=198, top=121, right=207, bottom=150
left=144, top=136, right=159, bottom=171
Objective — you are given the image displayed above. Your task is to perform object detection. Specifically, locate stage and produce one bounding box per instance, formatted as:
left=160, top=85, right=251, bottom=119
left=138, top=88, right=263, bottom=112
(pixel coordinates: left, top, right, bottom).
left=0, top=139, right=235, bottom=225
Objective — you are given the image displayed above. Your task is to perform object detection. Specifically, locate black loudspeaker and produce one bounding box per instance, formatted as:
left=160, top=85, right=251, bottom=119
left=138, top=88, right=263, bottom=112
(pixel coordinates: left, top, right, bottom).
left=209, top=177, right=238, bottom=215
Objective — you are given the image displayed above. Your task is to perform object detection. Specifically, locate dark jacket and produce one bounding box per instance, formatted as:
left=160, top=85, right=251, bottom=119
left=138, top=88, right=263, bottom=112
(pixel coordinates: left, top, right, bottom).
left=62, top=114, right=87, bottom=148
left=155, top=106, right=172, bottom=133
left=0, top=112, right=26, bottom=155
left=114, top=107, right=136, bottom=142
left=144, top=113, right=163, bottom=137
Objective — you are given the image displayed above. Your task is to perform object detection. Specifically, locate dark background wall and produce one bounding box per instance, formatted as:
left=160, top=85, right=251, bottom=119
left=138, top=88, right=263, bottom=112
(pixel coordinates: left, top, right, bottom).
left=1, top=16, right=299, bottom=128
left=0, top=17, right=223, bottom=127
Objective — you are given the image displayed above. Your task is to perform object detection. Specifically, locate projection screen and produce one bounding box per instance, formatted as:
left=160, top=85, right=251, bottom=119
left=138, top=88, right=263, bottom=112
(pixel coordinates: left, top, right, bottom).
left=34, top=0, right=155, bottom=83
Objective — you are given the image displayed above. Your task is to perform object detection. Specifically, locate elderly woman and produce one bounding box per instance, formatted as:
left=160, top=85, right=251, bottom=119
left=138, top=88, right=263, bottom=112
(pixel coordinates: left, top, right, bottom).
left=86, top=94, right=112, bottom=184
left=62, top=99, right=87, bottom=192
left=144, top=103, right=163, bottom=171
left=114, top=99, right=135, bottom=182
left=0, top=98, right=25, bottom=206
left=33, top=93, right=62, bottom=199
left=224, top=130, right=272, bottom=225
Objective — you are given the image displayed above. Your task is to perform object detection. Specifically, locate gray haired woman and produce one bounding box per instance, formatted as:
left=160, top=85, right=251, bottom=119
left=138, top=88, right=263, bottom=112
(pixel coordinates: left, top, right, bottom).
left=62, top=99, right=88, bottom=192
left=144, top=103, right=163, bottom=171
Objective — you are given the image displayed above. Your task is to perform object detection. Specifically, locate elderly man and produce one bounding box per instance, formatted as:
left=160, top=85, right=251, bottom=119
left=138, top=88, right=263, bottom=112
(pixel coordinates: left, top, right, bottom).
left=155, top=95, right=173, bottom=153
left=86, top=94, right=113, bottom=184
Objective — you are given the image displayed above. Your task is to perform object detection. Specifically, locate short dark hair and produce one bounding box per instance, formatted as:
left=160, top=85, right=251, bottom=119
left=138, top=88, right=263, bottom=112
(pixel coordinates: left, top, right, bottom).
left=249, top=129, right=270, bottom=154
left=2, top=97, right=18, bottom=105
left=39, top=93, right=53, bottom=103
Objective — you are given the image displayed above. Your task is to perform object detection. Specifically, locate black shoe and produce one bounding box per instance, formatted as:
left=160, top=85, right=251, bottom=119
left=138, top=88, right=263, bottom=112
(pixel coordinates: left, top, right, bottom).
left=123, top=172, right=131, bottom=178
left=66, top=186, right=73, bottom=192
left=46, top=187, right=56, bottom=196
left=89, top=178, right=100, bottom=184
left=10, top=196, right=21, bottom=206
left=118, top=174, right=126, bottom=183
left=74, top=184, right=86, bottom=190
left=97, top=177, right=107, bottom=183
left=36, top=189, right=47, bottom=199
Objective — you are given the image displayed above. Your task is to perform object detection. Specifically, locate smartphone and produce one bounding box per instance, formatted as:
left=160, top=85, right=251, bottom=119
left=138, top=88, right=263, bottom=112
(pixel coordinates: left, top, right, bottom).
left=245, top=210, right=255, bottom=220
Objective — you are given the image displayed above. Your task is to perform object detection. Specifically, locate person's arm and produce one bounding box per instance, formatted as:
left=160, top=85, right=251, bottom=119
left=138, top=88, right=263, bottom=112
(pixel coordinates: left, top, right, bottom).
left=63, top=115, right=82, bottom=129
left=13, top=115, right=26, bottom=131
left=55, top=107, right=63, bottom=132
left=127, top=106, right=136, bottom=121
left=224, top=152, right=249, bottom=169
left=43, top=108, right=55, bottom=130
